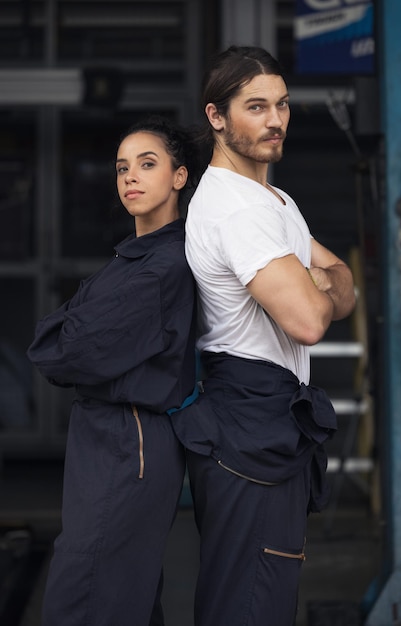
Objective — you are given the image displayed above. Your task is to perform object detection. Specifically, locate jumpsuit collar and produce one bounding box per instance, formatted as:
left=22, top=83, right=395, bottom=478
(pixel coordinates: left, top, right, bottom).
left=114, top=218, right=185, bottom=259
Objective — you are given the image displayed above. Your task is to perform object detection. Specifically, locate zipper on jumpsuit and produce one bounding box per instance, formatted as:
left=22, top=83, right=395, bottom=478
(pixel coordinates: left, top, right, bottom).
left=263, top=546, right=306, bottom=561
left=217, top=460, right=278, bottom=486
left=132, top=404, right=144, bottom=479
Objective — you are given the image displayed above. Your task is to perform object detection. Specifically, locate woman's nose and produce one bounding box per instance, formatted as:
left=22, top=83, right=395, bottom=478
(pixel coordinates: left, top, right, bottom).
left=126, top=170, right=138, bottom=183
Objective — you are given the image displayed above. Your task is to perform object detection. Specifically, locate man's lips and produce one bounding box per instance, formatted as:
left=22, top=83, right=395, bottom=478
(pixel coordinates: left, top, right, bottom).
left=262, top=129, right=286, bottom=141
left=261, top=133, right=284, bottom=143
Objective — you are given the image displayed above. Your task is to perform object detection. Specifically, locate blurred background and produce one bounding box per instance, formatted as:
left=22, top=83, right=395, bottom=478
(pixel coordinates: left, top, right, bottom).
left=0, top=1, right=400, bottom=624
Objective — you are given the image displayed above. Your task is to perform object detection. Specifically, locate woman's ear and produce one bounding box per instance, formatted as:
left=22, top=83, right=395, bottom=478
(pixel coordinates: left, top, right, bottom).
left=205, top=103, right=225, bottom=131
left=173, top=165, right=188, bottom=190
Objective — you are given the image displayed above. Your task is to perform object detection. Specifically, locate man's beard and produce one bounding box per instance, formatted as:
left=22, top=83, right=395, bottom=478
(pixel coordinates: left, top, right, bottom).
left=224, top=125, right=285, bottom=164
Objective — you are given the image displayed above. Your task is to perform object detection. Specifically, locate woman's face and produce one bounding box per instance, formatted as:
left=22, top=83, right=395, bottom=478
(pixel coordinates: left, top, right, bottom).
left=116, top=131, right=187, bottom=235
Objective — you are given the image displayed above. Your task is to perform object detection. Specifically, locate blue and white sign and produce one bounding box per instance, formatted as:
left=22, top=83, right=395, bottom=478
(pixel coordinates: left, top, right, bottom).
left=295, top=0, right=375, bottom=75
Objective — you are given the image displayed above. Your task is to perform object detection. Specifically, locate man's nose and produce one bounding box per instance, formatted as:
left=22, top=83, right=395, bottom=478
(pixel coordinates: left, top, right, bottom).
left=266, top=107, right=283, bottom=127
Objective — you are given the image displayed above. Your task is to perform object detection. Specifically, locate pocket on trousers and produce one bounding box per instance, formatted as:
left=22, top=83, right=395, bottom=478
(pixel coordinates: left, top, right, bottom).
left=263, top=544, right=306, bottom=561
left=245, top=542, right=305, bottom=624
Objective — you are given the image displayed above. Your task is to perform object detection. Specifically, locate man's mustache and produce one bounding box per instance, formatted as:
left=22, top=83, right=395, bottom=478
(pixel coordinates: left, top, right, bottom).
left=260, top=129, right=286, bottom=140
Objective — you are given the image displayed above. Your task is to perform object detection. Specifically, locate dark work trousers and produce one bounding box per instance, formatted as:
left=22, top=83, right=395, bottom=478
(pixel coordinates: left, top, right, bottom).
left=42, top=399, right=186, bottom=626
left=186, top=449, right=311, bottom=626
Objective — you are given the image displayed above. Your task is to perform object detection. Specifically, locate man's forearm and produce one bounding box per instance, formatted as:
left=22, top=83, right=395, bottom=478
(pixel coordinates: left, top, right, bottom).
left=309, top=262, right=356, bottom=321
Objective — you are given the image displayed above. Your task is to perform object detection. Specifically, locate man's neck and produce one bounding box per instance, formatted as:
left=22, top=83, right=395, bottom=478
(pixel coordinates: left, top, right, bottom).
left=210, top=145, right=269, bottom=187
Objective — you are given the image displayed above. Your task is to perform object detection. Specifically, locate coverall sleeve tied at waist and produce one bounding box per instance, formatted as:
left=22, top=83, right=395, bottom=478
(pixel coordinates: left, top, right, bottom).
left=171, top=358, right=338, bottom=512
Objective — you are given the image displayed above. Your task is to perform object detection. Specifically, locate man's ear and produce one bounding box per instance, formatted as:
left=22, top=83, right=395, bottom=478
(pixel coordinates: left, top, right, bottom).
left=205, top=103, right=225, bottom=131
left=173, top=165, right=188, bottom=190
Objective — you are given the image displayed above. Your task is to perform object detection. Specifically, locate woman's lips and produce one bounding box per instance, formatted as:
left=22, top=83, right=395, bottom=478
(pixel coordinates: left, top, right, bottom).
left=125, top=190, right=144, bottom=199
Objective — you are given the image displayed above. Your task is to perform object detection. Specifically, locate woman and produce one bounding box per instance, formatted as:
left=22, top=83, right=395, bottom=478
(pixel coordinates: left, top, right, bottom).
left=27, top=116, right=199, bottom=626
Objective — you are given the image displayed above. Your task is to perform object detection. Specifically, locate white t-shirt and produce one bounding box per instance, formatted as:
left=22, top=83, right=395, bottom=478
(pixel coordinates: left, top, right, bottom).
left=185, top=166, right=312, bottom=384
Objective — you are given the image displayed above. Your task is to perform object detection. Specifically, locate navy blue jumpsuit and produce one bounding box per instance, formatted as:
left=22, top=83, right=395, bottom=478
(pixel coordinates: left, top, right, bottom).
left=173, top=351, right=337, bottom=626
left=27, top=218, right=196, bottom=626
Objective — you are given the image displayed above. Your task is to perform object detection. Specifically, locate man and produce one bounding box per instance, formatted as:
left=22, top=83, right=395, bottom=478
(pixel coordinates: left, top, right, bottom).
left=172, top=46, right=356, bottom=626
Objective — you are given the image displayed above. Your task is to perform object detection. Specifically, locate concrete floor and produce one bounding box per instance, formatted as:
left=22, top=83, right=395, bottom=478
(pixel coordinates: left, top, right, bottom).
left=0, top=459, right=382, bottom=626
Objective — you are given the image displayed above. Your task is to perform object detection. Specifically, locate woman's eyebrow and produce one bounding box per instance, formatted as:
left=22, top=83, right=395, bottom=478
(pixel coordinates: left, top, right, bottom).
left=116, top=151, right=158, bottom=163
left=137, top=151, right=158, bottom=158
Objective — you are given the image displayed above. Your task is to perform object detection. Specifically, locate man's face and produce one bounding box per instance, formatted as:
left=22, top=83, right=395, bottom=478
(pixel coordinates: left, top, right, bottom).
left=222, top=73, right=290, bottom=164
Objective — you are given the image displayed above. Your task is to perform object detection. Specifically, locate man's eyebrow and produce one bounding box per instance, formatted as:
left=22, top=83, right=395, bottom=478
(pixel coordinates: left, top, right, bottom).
left=244, top=97, right=268, bottom=104
left=244, top=93, right=290, bottom=104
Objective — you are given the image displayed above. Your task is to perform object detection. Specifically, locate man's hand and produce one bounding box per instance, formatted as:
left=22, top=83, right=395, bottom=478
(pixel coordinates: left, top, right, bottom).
left=310, top=240, right=356, bottom=321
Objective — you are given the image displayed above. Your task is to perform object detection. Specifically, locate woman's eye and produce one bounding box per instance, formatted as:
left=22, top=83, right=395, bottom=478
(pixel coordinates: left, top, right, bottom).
left=142, top=161, right=155, bottom=169
left=117, top=166, right=127, bottom=174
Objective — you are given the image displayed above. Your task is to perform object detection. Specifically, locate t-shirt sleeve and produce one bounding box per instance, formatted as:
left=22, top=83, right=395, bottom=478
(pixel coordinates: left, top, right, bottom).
left=216, top=203, right=292, bottom=285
